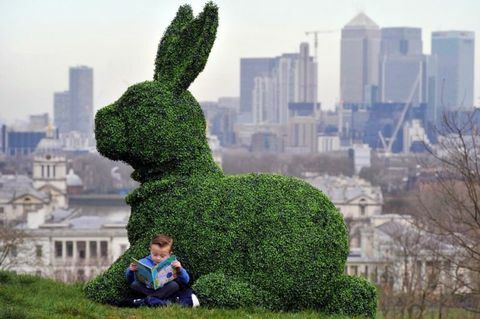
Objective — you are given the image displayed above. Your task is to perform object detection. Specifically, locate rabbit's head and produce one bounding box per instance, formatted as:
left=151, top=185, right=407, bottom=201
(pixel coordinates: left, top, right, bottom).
left=95, top=3, right=218, bottom=182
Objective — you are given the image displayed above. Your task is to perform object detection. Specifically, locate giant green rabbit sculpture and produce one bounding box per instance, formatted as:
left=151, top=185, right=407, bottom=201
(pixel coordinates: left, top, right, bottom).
left=84, top=2, right=377, bottom=317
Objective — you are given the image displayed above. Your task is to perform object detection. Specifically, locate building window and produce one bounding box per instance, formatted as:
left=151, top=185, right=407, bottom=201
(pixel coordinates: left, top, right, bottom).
left=77, top=241, right=86, bottom=259
left=36, top=245, right=42, bottom=258
left=47, top=165, right=50, bottom=178
left=359, top=198, right=367, bottom=216
left=41, top=165, right=44, bottom=178
left=100, top=241, right=108, bottom=258
left=36, top=270, right=42, bottom=276
left=66, top=241, right=73, bottom=257
left=53, top=165, right=56, bottom=178
left=89, top=241, right=97, bottom=258
left=120, top=244, right=127, bottom=254
left=0, top=207, right=4, bottom=213
left=55, top=241, right=63, bottom=258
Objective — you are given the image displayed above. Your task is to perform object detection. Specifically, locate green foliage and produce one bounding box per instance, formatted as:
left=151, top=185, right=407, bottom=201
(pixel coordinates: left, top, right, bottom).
left=85, top=1, right=377, bottom=317
left=324, top=276, right=377, bottom=319
left=193, top=272, right=257, bottom=308
left=154, top=3, right=218, bottom=92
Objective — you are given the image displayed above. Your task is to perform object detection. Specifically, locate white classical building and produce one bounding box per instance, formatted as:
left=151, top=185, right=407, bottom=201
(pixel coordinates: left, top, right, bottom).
left=6, top=195, right=130, bottom=282
left=304, top=174, right=383, bottom=219
left=32, top=134, right=68, bottom=209
left=0, top=130, right=68, bottom=225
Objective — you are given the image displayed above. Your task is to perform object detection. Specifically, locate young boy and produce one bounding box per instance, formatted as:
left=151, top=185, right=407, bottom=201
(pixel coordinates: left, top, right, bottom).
left=125, top=234, right=190, bottom=307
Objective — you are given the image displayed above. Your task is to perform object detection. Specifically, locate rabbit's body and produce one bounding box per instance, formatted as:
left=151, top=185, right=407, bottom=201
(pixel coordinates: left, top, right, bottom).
left=84, top=3, right=377, bottom=317
left=86, top=169, right=349, bottom=309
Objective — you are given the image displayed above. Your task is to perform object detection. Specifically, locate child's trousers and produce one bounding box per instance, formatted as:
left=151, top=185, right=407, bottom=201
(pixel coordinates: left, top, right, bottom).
left=130, top=280, right=180, bottom=299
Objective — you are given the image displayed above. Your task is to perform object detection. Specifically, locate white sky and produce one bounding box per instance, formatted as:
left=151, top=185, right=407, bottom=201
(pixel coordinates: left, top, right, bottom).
left=0, top=0, right=479, bottom=123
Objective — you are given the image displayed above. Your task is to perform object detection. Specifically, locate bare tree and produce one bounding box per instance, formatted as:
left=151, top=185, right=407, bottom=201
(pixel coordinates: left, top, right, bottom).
left=416, top=110, right=480, bottom=314
left=377, top=220, right=449, bottom=319
left=0, top=225, right=29, bottom=270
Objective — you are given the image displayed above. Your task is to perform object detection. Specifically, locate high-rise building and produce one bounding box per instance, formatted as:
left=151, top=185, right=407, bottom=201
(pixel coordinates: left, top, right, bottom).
left=69, top=66, right=94, bottom=135
left=380, top=55, right=427, bottom=104
left=240, top=58, right=276, bottom=117
left=340, top=13, right=381, bottom=106
left=246, top=43, right=317, bottom=125
left=380, top=27, right=422, bottom=56
left=379, top=28, right=427, bottom=105
left=274, top=53, right=298, bottom=124
left=237, top=44, right=317, bottom=151
left=432, top=31, right=475, bottom=112
left=252, top=75, right=276, bottom=124
left=54, top=91, right=70, bottom=133
left=53, top=66, right=94, bottom=138
left=296, top=43, right=318, bottom=103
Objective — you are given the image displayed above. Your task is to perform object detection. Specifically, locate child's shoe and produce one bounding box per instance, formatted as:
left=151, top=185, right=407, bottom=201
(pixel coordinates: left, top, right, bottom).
left=132, top=298, right=146, bottom=307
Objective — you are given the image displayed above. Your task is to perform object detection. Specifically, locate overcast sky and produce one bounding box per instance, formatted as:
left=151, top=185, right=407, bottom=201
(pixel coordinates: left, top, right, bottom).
left=1, top=0, right=479, bottom=123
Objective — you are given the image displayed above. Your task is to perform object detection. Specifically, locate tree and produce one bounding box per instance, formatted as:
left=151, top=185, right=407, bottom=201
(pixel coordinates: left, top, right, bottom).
left=0, top=225, right=28, bottom=270
left=416, top=110, right=480, bottom=314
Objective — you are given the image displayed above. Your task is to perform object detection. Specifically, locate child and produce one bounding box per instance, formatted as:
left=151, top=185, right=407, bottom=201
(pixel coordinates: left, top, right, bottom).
left=125, top=234, right=190, bottom=307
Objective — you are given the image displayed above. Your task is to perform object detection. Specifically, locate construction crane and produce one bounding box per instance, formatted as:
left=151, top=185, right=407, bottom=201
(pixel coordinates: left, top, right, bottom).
left=305, top=30, right=337, bottom=63
left=378, top=65, right=422, bottom=155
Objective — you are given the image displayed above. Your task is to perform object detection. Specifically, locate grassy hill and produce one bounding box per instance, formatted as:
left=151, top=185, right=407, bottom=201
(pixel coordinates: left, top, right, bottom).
left=0, top=271, right=359, bottom=319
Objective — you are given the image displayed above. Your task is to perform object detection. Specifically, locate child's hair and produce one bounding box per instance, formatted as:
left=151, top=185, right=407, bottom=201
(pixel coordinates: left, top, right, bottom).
left=150, top=234, right=173, bottom=250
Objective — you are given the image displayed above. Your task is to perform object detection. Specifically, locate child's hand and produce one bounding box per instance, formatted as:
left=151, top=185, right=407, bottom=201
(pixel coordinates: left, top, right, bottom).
left=172, top=260, right=182, bottom=269
left=129, top=262, right=137, bottom=272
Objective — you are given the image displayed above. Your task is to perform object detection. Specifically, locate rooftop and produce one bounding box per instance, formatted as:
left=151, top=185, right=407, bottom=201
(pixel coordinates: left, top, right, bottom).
left=344, top=13, right=379, bottom=30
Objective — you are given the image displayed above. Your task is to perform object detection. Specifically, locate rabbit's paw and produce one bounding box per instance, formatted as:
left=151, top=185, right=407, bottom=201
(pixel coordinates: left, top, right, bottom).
left=192, top=272, right=259, bottom=308
left=323, top=275, right=377, bottom=319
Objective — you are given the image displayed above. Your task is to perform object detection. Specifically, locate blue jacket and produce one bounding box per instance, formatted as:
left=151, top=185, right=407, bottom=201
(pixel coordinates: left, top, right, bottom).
left=125, top=255, right=190, bottom=286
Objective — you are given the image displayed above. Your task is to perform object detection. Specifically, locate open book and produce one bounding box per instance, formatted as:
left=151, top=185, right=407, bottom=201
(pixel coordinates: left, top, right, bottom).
left=132, top=255, right=177, bottom=290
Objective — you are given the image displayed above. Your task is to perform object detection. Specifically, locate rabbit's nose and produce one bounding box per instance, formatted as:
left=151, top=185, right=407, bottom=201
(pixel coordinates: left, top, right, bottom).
left=95, top=105, right=128, bottom=160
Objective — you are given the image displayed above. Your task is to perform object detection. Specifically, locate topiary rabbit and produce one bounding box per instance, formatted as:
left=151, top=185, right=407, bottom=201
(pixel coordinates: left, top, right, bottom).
left=84, top=2, right=377, bottom=317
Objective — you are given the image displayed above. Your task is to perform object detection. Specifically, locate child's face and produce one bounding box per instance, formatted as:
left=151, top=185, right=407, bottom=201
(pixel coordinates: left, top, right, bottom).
left=150, top=244, right=171, bottom=264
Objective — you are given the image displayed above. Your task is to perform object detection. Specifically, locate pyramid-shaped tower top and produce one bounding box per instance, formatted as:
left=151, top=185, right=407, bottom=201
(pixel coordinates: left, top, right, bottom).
left=344, top=13, right=379, bottom=30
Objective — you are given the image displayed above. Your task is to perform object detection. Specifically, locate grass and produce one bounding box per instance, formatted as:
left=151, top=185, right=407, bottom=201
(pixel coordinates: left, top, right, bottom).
left=0, top=271, right=356, bottom=319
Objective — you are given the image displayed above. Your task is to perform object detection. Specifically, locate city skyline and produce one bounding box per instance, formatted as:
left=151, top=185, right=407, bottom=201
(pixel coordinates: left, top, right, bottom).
left=1, top=0, right=479, bottom=123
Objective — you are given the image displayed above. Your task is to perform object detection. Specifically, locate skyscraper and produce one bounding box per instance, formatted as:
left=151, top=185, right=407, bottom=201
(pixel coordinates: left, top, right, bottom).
left=53, top=91, right=70, bottom=133
left=340, top=13, right=380, bottom=105
left=296, top=42, right=317, bottom=103
left=379, top=27, right=427, bottom=105
left=240, top=58, right=276, bottom=117
left=246, top=43, right=317, bottom=125
left=432, top=31, right=475, bottom=112
left=252, top=75, right=276, bottom=124
left=380, top=27, right=422, bottom=56
left=69, top=66, right=94, bottom=135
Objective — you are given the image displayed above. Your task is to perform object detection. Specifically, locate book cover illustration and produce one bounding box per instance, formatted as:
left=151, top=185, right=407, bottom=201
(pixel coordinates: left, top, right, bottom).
left=132, top=255, right=177, bottom=290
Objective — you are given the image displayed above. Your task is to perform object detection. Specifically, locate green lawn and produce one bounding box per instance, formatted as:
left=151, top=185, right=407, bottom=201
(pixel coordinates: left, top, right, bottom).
left=0, top=271, right=356, bottom=319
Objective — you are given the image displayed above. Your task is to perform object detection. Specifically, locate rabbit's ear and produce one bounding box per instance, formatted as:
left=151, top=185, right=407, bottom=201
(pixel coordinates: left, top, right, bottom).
left=154, top=2, right=218, bottom=92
